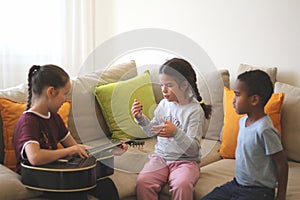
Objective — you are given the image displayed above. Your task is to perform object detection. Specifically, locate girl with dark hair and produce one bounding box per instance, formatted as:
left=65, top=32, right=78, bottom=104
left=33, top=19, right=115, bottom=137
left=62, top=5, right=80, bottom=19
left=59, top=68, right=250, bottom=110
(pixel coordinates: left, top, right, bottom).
left=14, top=64, right=87, bottom=173
left=14, top=64, right=121, bottom=199
left=131, top=58, right=211, bottom=200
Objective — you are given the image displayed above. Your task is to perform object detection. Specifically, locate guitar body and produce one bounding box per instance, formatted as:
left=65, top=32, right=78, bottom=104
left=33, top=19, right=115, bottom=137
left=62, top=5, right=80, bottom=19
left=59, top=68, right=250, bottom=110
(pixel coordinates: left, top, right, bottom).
left=93, top=151, right=114, bottom=180
left=21, top=139, right=144, bottom=192
left=21, top=156, right=97, bottom=192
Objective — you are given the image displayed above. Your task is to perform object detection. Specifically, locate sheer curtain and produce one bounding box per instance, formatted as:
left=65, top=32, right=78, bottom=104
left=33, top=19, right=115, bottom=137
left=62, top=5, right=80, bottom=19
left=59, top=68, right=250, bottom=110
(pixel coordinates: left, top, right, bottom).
left=0, top=0, right=95, bottom=89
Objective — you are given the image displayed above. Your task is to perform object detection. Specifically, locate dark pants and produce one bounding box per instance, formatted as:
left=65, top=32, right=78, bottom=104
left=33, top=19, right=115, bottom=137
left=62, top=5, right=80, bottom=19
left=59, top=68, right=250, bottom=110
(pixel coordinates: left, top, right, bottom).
left=89, top=178, right=120, bottom=200
left=42, top=178, right=119, bottom=200
left=201, top=178, right=275, bottom=200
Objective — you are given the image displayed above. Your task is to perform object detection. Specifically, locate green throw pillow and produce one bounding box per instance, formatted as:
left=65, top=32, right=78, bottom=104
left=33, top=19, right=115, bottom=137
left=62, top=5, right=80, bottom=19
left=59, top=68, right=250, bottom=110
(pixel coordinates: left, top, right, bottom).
left=94, top=70, right=156, bottom=140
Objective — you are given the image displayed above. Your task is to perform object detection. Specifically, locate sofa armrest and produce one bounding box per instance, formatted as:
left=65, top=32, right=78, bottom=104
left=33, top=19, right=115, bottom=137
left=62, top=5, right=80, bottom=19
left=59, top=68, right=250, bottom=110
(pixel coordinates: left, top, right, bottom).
left=0, top=164, right=42, bottom=199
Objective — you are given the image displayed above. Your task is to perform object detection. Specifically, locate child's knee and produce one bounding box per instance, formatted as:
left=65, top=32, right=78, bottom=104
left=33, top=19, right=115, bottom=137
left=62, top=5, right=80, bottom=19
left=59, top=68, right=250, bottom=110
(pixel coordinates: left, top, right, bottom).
left=136, top=175, right=146, bottom=186
left=136, top=173, right=155, bottom=188
left=170, top=178, right=193, bottom=191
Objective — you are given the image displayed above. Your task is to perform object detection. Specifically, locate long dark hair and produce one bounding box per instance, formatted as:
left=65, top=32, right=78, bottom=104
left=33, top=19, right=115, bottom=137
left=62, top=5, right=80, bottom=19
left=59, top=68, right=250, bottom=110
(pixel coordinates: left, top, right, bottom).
left=159, top=58, right=212, bottom=119
left=26, top=64, right=70, bottom=110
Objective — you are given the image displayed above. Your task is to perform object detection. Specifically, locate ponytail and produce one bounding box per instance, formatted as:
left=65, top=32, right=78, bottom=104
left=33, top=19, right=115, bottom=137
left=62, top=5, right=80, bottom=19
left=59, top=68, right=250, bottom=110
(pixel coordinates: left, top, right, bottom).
left=190, top=80, right=212, bottom=119
left=26, top=64, right=69, bottom=111
left=26, top=65, right=40, bottom=110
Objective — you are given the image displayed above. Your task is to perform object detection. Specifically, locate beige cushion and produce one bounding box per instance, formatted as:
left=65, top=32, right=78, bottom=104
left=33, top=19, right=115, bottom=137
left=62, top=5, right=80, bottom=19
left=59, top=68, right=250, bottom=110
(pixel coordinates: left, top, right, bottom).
left=195, top=159, right=300, bottom=199
left=286, top=162, right=300, bottom=199
left=196, top=159, right=235, bottom=198
left=0, top=83, right=28, bottom=103
left=219, top=69, right=230, bottom=89
left=0, top=164, right=42, bottom=199
left=200, top=139, right=222, bottom=167
left=275, top=82, right=300, bottom=162
left=237, top=63, right=277, bottom=85
left=198, top=70, right=225, bottom=140
left=69, top=60, right=137, bottom=143
left=67, top=60, right=137, bottom=101
left=110, top=170, right=139, bottom=199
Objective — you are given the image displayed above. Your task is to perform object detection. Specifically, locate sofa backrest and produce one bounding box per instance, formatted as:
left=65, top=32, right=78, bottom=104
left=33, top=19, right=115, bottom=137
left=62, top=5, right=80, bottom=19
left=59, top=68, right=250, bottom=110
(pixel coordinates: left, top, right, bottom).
left=68, top=60, right=138, bottom=143
left=0, top=60, right=229, bottom=168
left=275, top=82, right=300, bottom=162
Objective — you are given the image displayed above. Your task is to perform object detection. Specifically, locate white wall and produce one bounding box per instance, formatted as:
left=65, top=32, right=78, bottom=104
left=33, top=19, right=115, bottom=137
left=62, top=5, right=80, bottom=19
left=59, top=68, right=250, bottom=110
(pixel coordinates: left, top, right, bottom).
left=95, top=0, right=300, bottom=87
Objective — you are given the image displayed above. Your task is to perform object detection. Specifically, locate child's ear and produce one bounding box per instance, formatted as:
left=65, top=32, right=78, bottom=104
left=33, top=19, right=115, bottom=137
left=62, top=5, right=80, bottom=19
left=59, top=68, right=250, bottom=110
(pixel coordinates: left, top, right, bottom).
left=181, top=80, right=189, bottom=90
left=251, top=94, right=260, bottom=106
left=46, top=86, right=56, bottom=98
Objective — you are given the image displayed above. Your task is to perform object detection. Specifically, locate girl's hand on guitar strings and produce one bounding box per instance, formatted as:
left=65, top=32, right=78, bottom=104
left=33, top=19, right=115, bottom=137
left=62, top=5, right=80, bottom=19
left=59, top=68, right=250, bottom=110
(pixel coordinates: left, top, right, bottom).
left=68, top=144, right=89, bottom=158
left=111, top=142, right=128, bottom=156
left=83, top=145, right=93, bottom=150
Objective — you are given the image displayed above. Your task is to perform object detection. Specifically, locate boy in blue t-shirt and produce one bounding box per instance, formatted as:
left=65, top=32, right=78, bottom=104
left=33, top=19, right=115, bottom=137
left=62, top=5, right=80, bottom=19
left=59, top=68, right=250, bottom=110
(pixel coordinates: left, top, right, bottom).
left=201, top=70, right=288, bottom=200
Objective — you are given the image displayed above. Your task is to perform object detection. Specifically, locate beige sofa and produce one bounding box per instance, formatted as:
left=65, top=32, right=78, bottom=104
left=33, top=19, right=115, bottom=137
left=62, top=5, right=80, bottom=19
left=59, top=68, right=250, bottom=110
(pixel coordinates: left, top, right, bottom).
left=0, top=61, right=299, bottom=199
left=110, top=64, right=300, bottom=200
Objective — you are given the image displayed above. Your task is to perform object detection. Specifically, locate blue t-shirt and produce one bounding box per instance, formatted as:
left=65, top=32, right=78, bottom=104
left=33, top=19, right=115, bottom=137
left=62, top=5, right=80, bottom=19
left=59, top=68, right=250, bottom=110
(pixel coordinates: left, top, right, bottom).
left=235, top=115, right=283, bottom=189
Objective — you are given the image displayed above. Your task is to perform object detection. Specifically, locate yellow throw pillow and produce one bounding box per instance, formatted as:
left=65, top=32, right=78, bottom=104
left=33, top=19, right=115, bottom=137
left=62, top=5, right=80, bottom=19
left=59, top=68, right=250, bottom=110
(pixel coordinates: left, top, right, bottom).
left=0, top=98, right=70, bottom=171
left=94, top=70, right=157, bottom=140
left=219, top=87, right=284, bottom=159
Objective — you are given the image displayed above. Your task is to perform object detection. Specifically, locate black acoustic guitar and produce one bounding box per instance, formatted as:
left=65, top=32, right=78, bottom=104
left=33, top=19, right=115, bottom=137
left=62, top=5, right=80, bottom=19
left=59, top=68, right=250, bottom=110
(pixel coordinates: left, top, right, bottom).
left=21, top=139, right=145, bottom=192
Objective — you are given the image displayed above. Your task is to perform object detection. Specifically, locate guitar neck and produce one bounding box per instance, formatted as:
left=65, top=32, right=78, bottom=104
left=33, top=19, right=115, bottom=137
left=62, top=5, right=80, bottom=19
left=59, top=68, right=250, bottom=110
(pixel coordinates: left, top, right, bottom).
left=87, top=139, right=145, bottom=156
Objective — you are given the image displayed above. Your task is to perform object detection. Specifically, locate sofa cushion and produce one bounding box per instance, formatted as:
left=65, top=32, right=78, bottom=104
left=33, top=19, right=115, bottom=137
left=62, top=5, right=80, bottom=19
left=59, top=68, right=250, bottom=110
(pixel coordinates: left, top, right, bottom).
left=275, top=82, right=300, bottom=162
left=110, top=169, right=139, bottom=199
left=198, top=70, right=226, bottom=140
left=0, top=83, right=28, bottom=103
left=219, top=69, right=230, bottom=89
left=196, top=159, right=236, bottom=198
left=237, top=63, right=277, bottom=85
left=0, top=98, right=70, bottom=171
left=69, top=60, right=137, bottom=143
left=219, top=87, right=284, bottom=159
left=196, top=159, right=300, bottom=199
left=286, top=161, right=300, bottom=198
left=94, top=70, right=156, bottom=140
left=0, top=164, right=42, bottom=199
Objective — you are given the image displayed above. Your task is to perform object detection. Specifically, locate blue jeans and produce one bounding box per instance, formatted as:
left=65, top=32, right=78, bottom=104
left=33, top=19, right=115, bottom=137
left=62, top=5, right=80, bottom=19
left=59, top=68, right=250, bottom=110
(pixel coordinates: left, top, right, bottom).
left=200, top=178, right=275, bottom=200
